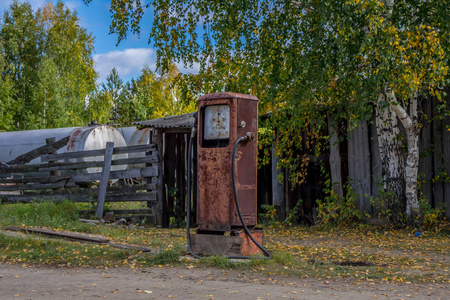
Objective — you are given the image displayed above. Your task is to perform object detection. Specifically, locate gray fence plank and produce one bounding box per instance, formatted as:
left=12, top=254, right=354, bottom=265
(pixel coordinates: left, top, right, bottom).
left=96, top=142, right=114, bottom=218
left=348, top=120, right=372, bottom=213
left=40, top=144, right=156, bottom=162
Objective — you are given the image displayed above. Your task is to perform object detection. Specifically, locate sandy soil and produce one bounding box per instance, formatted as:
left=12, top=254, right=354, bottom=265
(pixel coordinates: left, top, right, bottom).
left=1, top=263, right=448, bottom=300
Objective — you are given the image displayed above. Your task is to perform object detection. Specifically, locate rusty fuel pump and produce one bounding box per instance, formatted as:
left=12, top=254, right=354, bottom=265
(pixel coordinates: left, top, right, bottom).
left=186, top=92, right=271, bottom=258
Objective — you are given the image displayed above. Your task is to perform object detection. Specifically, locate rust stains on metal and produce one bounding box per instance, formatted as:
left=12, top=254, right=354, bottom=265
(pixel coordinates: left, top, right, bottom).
left=198, top=92, right=258, bottom=102
left=134, top=112, right=196, bottom=129
left=196, top=93, right=259, bottom=232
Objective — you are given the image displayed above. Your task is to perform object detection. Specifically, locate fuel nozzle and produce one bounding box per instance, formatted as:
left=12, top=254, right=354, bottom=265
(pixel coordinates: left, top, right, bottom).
left=243, top=132, right=255, bottom=142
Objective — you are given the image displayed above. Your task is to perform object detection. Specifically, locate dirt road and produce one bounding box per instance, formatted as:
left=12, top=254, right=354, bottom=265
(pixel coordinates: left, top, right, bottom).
left=0, top=263, right=448, bottom=299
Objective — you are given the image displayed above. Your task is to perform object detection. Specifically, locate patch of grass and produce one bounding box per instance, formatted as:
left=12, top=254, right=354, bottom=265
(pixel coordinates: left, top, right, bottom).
left=198, top=256, right=237, bottom=269
left=151, top=248, right=182, bottom=265
left=0, top=200, right=79, bottom=228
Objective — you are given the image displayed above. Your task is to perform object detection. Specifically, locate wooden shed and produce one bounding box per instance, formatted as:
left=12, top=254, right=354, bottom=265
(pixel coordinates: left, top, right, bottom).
left=134, top=112, right=197, bottom=227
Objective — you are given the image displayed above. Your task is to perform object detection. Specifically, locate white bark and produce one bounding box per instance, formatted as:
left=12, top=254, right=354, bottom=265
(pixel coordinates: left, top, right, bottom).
left=384, top=90, right=421, bottom=220
left=376, top=92, right=405, bottom=218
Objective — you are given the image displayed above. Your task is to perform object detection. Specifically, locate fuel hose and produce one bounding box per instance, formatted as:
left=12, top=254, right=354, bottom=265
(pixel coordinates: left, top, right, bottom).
left=186, top=129, right=271, bottom=259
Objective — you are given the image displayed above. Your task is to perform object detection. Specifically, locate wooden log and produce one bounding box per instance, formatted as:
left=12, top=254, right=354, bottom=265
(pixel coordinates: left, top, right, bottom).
left=3, top=226, right=110, bottom=243
left=40, top=144, right=157, bottom=162
left=96, top=142, right=114, bottom=218
left=7, top=136, right=70, bottom=166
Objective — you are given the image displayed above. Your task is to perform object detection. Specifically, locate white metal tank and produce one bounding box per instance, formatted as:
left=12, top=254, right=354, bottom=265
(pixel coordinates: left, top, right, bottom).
left=0, top=125, right=128, bottom=173
left=120, top=127, right=152, bottom=169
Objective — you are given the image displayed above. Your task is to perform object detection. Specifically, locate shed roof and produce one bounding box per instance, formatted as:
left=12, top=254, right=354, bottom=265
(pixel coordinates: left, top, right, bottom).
left=133, top=112, right=197, bottom=129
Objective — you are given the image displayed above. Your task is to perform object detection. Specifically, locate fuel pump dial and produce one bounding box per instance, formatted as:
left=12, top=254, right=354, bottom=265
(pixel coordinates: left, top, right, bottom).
left=204, top=105, right=230, bottom=140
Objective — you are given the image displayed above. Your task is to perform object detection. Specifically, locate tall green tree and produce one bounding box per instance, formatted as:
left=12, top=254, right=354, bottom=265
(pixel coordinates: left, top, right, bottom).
left=0, top=0, right=43, bottom=129
left=132, top=65, right=157, bottom=121
left=0, top=0, right=97, bottom=130
left=37, top=1, right=98, bottom=127
left=90, top=0, right=450, bottom=222
left=0, top=41, right=15, bottom=131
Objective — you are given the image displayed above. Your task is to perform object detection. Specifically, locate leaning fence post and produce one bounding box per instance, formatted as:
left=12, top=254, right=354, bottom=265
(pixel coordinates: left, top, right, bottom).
left=96, top=142, right=114, bottom=218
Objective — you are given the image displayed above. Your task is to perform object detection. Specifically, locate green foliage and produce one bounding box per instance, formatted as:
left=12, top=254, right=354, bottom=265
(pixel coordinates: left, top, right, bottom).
left=370, top=179, right=408, bottom=227
left=99, top=0, right=450, bottom=221
left=417, top=178, right=447, bottom=231
left=258, top=204, right=279, bottom=226
left=0, top=0, right=97, bottom=130
left=317, top=179, right=364, bottom=227
left=283, top=199, right=304, bottom=226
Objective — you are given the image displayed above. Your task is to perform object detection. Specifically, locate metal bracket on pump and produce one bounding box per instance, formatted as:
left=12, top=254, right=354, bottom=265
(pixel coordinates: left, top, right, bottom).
left=186, top=92, right=271, bottom=259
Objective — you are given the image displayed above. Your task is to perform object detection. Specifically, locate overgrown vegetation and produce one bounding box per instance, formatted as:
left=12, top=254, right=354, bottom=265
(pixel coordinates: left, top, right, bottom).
left=1, top=201, right=449, bottom=283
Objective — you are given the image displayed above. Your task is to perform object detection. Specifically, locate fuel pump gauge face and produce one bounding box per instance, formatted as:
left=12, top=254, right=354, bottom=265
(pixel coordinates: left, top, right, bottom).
left=204, top=105, right=230, bottom=140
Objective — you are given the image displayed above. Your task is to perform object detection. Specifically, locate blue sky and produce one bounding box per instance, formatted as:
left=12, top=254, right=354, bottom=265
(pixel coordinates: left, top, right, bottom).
left=0, top=0, right=198, bottom=83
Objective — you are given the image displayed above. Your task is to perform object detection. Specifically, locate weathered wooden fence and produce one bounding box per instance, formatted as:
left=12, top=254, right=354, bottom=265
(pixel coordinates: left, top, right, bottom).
left=257, top=91, right=450, bottom=222
left=0, top=141, right=161, bottom=223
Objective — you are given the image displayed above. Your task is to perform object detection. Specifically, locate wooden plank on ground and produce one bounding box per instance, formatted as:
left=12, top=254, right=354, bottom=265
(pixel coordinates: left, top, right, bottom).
left=41, top=144, right=157, bottom=162
left=7, top=136, right=70, bottom=166
left=96, top=142, right=114, bottom=218
left=3, top=226, right=153, bottom=252
left=3, top=226, right=110, bottom=243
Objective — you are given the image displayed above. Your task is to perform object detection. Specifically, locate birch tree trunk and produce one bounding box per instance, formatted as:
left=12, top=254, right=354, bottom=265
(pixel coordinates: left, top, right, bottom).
left=388, top=91, right=421, bottom=221
left=375, top=93, right=406, bottom=223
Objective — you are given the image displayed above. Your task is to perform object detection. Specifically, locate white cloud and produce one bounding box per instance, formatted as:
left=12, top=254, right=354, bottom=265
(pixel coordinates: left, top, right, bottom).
left=64, top=1, right=81, bottom=11
left=94, top=48, right=157, bottom=83
left=94, top=48, right=200, bottom=83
